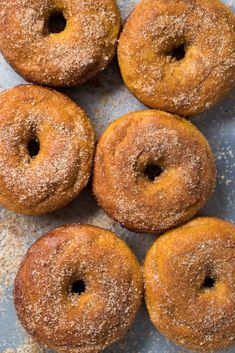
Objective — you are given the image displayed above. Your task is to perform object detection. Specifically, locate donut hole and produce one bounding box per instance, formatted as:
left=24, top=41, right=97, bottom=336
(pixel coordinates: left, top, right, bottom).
left=27, top=138, right=40, bottom=158
left=203, top=276, right=215, bottom=289
left=169, top=43, right=186, bottom=61
left=202, top=276, right=215, bottom=290
left=71, top=280, right=86, bottom=295
left=144, top=164, right=163, bottom=181
left=48, top=11, right=67, bottom=34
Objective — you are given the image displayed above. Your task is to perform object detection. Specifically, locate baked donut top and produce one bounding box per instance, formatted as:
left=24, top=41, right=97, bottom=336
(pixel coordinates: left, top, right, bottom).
left=0, top=85, right=95, bottom=214
left=93, top=110, right=216, bottom=233
left=144, top=217, right=235, bottom=352
left=118, top=0, right=235, bottom=115
left=14, top=224, right=142, bottom=353
left=0, top=0, right=120, bottom=86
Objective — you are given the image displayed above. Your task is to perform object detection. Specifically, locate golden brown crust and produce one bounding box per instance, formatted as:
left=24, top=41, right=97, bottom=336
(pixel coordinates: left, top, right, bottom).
left=118, top=0, right=235, bottom=116
left=93, top=110, right=216, bottom=234
left=0, top=84, right=95, bottom=215
left=14, top=224, right=143, bottom=353
left=144, top=217, right=235, bottom=352
left=0, top=0, right=120, bottom=87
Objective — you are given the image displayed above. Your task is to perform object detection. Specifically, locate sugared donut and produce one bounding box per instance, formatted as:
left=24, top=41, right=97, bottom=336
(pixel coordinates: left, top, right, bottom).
left=0, top=0, right=120, bottom=87
left=93, top=110, right=216, bottom=234
left=144, top=217, right=235, bottom=352
left=118, top=0, right=235, bottom=116
left=14, top=224, right=142, bottom=353
left=0, top=85, right=95, bottom=215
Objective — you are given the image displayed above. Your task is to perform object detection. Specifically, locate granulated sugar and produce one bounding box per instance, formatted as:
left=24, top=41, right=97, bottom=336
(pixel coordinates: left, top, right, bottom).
left=0, top=213, right=42, bottom=302
left=1, top=335, right=45, bottom=353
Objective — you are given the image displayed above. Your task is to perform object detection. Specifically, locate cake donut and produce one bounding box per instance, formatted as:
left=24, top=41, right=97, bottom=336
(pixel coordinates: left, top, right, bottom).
left=118, top=0, right=235, bottom=116
left=0, top=85, right=95, bottom=215
left=93, top=110, right=216, bottom=234
left=14, top=224, right=143, bottom=353
left=144, top=217, right=235, bottom=352
left=0, top=0, right=120, bottom=87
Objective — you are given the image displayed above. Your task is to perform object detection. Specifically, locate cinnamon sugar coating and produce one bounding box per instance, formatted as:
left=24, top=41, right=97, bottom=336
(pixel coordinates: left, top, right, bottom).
left=0, top=85, right=95, bottom=215
left=0, top=0, right=120, bottom=87
left=14, top=224, right=143, bottom=353
left=93, top=110, right=216, bottom=234
left=144, top=217, right=235, bottom=352
left=118, top=0, right=235, bottom=116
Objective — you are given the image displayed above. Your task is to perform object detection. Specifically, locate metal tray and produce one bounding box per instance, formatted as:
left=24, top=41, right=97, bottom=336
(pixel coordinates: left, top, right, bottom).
left=0, top=0, right=234, bottom=352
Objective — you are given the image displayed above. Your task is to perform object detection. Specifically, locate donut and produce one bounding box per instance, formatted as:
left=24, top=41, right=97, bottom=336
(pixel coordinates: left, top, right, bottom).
left=118, top=0, right=235, bottom=116
left=144, top=217, right=235, bottom=352
left=0, top=0, right=120, bottom=87
left=0, top=84, right=95, bottom=215
left=14, top=224, right=143, bottom=353
left=93, top=110, right=216, bottom=234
